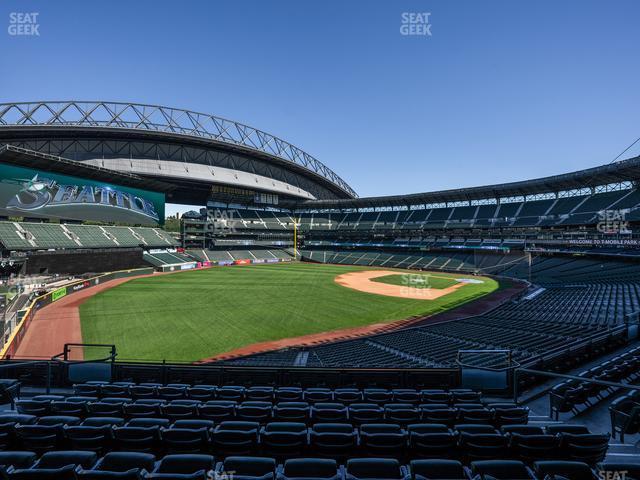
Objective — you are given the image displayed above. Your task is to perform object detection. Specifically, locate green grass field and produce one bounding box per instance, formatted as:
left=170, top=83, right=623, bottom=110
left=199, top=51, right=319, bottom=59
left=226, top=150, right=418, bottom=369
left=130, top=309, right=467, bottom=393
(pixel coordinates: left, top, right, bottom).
left=79, top=263, right=499, bottom=361
left=371, top=272, right=458, bottom=289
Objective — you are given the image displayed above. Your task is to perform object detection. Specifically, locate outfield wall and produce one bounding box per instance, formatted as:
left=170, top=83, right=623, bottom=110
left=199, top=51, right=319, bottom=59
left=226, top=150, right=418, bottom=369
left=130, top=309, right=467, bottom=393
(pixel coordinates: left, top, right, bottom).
left=155, top=256, right=292, bottom=272
left=25, top=249, right=147, bottom=275
left=0, top=267, right=154, bottom=359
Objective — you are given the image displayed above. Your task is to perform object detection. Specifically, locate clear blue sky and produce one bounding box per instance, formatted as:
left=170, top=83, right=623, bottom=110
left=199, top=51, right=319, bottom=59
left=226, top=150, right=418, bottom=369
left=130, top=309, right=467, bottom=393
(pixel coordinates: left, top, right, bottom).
left=1, top=0, right=639, bottom=216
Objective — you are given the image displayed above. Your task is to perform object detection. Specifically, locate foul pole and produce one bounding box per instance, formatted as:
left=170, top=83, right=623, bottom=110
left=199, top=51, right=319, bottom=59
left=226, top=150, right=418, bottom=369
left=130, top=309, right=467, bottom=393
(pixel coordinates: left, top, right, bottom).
left=293, top=217, right=298, bottom=259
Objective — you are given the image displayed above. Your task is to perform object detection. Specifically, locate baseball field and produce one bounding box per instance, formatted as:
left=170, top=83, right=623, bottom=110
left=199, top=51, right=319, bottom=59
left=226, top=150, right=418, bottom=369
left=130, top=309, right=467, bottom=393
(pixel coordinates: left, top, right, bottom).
left=79, top=262, right=499, bottom=361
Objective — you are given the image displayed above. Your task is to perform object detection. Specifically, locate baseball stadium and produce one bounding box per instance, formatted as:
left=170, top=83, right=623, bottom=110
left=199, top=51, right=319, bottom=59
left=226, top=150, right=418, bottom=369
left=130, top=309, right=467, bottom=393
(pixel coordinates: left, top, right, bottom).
left=0, top=99, right=638, bottom=477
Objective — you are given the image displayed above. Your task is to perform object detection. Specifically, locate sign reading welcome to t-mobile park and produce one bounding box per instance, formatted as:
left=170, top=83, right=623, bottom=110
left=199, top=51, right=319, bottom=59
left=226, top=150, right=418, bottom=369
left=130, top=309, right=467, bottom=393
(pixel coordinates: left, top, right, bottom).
left=0, top=163, right=165, bottom=226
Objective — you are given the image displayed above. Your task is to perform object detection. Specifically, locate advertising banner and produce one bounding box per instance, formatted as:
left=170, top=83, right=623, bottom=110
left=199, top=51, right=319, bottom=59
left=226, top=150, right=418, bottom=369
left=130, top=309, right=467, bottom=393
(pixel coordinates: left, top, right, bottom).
left=0, top=163, right=165, bottom=226
left=51, top=286, right=67, bottom=302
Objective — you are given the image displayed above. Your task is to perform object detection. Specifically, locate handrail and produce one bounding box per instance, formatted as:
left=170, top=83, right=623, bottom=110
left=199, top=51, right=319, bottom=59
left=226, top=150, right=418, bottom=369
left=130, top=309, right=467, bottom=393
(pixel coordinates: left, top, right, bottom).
left=513, top=367, right=640, bottom=403
left=0, top=360, right=55, bottom=394
left=51, top=343, right=117, bottom=363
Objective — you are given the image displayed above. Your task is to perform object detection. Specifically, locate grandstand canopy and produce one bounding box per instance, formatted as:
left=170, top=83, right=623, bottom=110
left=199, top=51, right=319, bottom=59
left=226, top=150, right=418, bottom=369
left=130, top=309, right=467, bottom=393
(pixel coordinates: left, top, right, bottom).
left=299, top=156, right=640, bottom=210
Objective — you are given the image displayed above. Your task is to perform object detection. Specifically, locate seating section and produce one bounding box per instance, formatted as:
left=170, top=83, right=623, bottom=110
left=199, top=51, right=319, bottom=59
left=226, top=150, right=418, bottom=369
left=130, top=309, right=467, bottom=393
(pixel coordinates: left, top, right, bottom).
left=183, top=188, right=640, bottom=236
left=0, top=222, right=177, bottom=251
left=0, top=450, right=631, bottom=480
left=227, top=280, right=633, bottom=368
left=185, top=249, right=292, bottom=263
left=548, top=346, right=640, bottom=420
left=0, top=382, right=618, bottom=473
left=143, top=251, right=196, bottom=267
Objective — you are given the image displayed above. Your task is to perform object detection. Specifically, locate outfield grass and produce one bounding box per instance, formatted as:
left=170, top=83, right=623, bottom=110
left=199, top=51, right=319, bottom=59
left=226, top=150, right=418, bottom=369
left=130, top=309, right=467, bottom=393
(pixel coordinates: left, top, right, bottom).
left=79, top=263, right=498, bottom=361
left=371, top=273, right=458, bottom=289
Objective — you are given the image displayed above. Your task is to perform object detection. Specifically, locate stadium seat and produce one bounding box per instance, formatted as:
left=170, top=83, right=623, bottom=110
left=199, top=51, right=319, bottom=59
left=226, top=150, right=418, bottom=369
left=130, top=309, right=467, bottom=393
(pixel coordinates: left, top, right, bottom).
left=158, top=387, right=186, bottom=401
left=212, top=421, right=260, bottom=456
left=260, top=422, right=308, bottom=458
left=409, top=459, right=470, bottom=480
left=15, top=400, right=50, bottom=417
left=87, top=403, right=123, bottom=418
left=273, top=388, right=302, bottom=402
left=534, top=460, right=597, bottom=480
left=79, top=451, right=155, bottom=479
left=303, top=389, right=333, bottom=404
left=14, top=424, right=63, bottom=453
left=162, top=427, right=211, bottom=454
left=334, top=389, right=362, bottom=405
left=363, top=389, right=392, bottom=405
left=161, top=402, right=200, bottom=422
left=129, top=386, right=157, bottom=400
left=312, top=403, right=348, bottom=423
left=199, top=401, right=236, bottom=422
left=470, top=460, right=535, bottom=480
left=64, top=425, right=113, bottom=453
left=220, top=456, right=276, bottom=480
left=217, top=386, right=245, bottom=402
left=33, top=450, right=98, bottom=469
left=420, top=405, right=457, bottom=426
left=123, top=403, right=161, bottom=419
left=9, top=464, right=78, bottom=479
left=147, top=454, right=215, bottom=479
left=237, top=402, right=273, bottom=423
left=37, top=415, right=81, bottom=426
left=309, top=423, right=357, bottom=459
left=246, top=387, right=274, bottom=402
left=186, top=387, right=216, bottom=402
left=349, top=404, right=384, bottom=425
left=458, top=432, right=509, bottom=461
left=507, top=432, right=559, bottom=462
left=279, top=458, right=340, bottom=480
left=82, top=417, right=125, bottom=427
left=359, top=424, right=407, bottom=457
left=345, top=458, right=404, bottom=480
left=557, top=432, right=610, bottom=464
left=609, top=394, right=640, bottom=441
left=273, top=402, right=310, bottom=423
left=172, top=420, right=214, bottom=430
left=0, top=452, right=37, bottom=469
left=420, top=391, right=452, bottom=405
left=112, top=426, right=161, bottom=453
left=51, top=401, right=89, bottom=417
left=407, top=424, right=457, bottom=458
left=384, top=404, right=420, bottom=424
left=127, top=418, right=170, bottom=428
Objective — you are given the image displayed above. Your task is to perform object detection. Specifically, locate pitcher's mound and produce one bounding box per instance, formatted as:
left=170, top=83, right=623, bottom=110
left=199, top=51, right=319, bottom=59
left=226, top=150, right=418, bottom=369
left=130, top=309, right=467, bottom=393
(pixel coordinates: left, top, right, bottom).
left=334, top=270, right=465, bottom=300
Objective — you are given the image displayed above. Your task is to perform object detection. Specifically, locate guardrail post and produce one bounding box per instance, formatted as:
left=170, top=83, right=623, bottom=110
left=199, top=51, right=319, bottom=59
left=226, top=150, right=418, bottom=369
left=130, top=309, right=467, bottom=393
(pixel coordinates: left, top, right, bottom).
left=46, top=361, right=51, bottom=395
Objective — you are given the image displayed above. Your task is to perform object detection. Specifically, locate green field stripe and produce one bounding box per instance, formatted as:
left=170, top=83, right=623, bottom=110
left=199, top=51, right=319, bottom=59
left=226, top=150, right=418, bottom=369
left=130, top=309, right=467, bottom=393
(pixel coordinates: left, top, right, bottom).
left=79, top=263, right=499, bottom=361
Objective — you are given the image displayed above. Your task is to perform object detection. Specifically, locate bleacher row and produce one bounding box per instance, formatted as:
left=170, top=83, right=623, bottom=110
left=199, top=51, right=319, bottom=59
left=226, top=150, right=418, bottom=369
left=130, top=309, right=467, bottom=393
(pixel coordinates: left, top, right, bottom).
left=0, top=382, right=627, bottom=480
left=187, top=249, right=292, bottom=263
left=299, top=250, right=521, bottom=275
left=0, top=222, right=176, bottom=251
left=0, top=451, right=634, bottom=480
left=301, top=249, right=640, bottom=284
left=227, top=280, right=636, bottom=368
left=549, top=346, right=640, bottom=422
left=142, top=252, right=195, bottom=268
left=202, top=188, right=640, bottom=232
